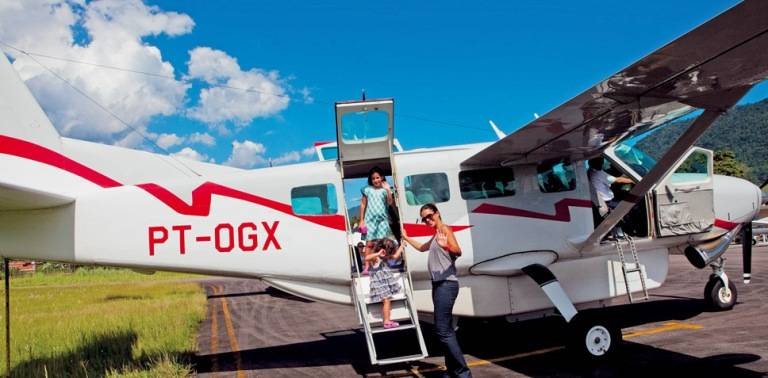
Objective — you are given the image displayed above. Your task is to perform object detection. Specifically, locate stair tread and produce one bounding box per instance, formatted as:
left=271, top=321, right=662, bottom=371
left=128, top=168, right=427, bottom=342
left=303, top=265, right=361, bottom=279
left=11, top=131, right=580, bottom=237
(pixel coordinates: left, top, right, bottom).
left=374, top=353, right=428, bottom=365
left=370, top=322, right=416, bottom=334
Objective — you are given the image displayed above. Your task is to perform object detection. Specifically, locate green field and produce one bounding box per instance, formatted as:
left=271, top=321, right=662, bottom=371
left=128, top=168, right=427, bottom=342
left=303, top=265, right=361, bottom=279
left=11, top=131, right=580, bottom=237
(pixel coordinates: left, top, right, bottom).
left=0, top=268, right=207, bottom=377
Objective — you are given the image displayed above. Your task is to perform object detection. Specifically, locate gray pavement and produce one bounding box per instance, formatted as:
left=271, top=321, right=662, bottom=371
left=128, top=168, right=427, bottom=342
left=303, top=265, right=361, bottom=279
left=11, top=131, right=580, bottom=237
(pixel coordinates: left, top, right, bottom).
left=195, top=245, right=768, bottom=377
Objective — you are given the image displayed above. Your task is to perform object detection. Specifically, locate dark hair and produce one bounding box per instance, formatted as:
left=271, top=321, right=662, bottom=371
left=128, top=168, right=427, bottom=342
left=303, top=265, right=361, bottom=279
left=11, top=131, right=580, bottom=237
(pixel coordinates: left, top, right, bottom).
left=588, top=157, right=604, bottom=170
left=374, top=238, right=398, bottom=256
left=419, top=203, right=438, bottom=215
left=367, top=166, right=385, bottom=186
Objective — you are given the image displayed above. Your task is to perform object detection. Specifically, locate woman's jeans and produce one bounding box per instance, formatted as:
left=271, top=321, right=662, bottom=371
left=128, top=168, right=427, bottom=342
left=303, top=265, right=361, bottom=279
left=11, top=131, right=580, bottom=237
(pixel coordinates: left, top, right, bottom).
left=432, top=280, right=471, bottom=378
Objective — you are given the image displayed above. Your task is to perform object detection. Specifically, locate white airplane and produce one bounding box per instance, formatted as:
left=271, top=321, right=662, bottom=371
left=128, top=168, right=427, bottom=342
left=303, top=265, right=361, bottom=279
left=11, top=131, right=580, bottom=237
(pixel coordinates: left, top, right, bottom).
left=1, top=0, right=768, bottom=365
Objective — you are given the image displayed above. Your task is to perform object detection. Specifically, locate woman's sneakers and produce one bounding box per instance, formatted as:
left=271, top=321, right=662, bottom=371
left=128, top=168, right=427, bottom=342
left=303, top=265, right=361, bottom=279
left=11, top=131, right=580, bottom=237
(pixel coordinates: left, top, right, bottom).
left=383, top=320, right=399, bottom=329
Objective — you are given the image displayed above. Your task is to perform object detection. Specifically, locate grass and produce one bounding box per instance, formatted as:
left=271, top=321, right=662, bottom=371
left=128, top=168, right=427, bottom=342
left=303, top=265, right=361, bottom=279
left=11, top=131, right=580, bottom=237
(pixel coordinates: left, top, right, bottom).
left=0, top=268, right=207, bottom=377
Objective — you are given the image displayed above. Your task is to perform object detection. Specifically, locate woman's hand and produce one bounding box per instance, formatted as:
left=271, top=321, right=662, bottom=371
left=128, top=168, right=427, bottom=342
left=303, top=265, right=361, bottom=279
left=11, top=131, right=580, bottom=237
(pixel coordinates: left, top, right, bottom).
left=436, top=228, right=449, bottom=249
left=381, top=181, right=390, bottom=191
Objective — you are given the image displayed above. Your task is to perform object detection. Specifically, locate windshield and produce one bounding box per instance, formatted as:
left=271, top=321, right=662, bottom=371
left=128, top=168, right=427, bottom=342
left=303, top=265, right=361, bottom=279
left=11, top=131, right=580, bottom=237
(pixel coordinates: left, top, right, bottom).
left=611, top=109, right=701, bottom=177
left=612, top=137, right=658, bottom=176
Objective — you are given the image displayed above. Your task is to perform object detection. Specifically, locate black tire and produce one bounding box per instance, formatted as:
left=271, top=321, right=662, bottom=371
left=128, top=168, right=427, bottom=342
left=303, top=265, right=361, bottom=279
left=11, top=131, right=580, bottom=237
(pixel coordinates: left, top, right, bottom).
left=752, top=238, right=757, bottom=246
left=704, top=276, right=737, bottom=310
left=566, top=313, right=622, bottom=361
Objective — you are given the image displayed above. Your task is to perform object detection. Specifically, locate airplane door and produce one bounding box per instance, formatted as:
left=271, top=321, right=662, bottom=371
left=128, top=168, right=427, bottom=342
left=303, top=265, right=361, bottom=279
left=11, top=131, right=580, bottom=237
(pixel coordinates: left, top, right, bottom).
left=334, top=99, right=394, bottom=178
left=653, top=147, right=715, bottom=237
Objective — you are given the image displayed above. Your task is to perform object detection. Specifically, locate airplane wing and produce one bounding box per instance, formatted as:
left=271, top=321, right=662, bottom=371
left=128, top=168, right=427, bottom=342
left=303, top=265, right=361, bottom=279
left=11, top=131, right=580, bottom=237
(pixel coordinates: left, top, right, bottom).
left=463, top=0, right=768, bottom=168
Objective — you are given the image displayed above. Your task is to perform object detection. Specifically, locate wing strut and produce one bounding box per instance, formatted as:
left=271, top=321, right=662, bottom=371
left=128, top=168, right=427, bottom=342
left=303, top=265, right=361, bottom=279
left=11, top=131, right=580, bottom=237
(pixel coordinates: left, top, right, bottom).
left=579, top=86, right=749, bottom=253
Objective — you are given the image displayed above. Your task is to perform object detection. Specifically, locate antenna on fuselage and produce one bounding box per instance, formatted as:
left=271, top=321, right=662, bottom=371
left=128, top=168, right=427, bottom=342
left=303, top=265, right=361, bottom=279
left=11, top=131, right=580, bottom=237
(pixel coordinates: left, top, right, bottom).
left=361, top=89, right=366, bottom=101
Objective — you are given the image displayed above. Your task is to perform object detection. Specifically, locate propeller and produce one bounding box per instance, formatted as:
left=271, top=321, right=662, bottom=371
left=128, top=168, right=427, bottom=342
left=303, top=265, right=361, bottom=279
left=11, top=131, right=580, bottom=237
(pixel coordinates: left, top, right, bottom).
left=743, top=222, right=752, bottom=284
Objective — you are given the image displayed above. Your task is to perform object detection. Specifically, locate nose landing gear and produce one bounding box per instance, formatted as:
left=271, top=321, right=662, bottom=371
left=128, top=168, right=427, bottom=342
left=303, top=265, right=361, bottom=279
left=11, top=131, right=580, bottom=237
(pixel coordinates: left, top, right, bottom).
left=704, top=258, right=737, bottom=311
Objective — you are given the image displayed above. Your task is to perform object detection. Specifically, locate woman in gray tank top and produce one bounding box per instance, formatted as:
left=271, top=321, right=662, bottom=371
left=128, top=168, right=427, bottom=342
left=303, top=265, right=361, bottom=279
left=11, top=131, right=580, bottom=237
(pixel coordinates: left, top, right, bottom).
left=402, top=203, right=471, bottom=378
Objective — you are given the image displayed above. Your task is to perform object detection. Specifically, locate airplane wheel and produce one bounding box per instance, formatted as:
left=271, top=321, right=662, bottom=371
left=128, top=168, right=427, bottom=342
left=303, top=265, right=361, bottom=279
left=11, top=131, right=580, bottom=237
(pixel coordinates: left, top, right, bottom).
left=567, top=313, right=622, bottom=361
left=704, top=276, right=737, bottom=311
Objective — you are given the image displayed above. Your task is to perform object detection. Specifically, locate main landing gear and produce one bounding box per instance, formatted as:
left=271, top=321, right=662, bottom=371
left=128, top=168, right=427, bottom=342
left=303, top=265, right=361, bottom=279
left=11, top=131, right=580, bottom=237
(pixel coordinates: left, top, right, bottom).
left=522, top=264, right=623, bottom=361
left=704, top=258, right=737, bottom=310
left=567, top=312, right=622, bottom=360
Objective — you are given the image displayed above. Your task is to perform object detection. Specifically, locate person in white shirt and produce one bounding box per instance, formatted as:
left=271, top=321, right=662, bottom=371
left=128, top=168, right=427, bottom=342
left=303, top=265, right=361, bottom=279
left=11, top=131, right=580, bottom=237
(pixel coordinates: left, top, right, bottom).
left=588, top=157, right=634, bottom=217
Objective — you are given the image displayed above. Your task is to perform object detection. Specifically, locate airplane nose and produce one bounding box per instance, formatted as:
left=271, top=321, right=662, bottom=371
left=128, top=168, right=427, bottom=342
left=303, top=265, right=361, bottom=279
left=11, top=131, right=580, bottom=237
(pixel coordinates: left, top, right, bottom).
left=713, top=175, right=762, bottom=225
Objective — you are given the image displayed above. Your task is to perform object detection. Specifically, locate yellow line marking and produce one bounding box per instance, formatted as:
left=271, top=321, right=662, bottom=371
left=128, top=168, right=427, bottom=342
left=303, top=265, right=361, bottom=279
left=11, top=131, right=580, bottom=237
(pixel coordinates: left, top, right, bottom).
left=220, top=291, right=246, bottom=378
left=623, top=321, right=703, bottom=339
left=465, top=346, right=565, bottom=369
left=401, top=321, right=702, bottom=376
left=210, top=285, right=220, bottom=375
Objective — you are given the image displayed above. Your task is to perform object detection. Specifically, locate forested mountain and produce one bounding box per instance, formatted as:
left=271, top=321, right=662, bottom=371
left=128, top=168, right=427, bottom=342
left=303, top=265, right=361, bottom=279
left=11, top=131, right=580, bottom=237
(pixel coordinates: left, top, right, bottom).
left=634, top=98, right=768, bottom=185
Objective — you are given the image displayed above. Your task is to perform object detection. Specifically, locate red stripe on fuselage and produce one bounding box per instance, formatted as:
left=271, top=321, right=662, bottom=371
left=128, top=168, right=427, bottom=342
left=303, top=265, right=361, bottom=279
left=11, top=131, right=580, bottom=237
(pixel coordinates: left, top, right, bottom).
left=0, top=135, right=122, bottom=188
left=0, top=135, right=345, bottom=230
left=403, top=224, right=472, bottom=238
left=472, top=198, right=593, bottom=222
left=137, top=182, right=346, bottom=230
left=714, top=218, right=740, bottom=230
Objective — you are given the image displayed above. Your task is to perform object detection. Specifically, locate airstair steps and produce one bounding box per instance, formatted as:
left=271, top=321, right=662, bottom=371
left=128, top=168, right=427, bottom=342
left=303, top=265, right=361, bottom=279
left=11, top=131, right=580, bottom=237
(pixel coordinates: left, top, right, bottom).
left=614, top=234, right=649, bottom=303
left=350, top=251, right=429, bottom=365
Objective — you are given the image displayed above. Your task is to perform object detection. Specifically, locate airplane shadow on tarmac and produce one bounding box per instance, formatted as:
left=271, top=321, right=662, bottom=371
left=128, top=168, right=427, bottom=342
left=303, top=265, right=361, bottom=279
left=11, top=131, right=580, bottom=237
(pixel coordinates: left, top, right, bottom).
left=195, top=292, right=763, bottom=377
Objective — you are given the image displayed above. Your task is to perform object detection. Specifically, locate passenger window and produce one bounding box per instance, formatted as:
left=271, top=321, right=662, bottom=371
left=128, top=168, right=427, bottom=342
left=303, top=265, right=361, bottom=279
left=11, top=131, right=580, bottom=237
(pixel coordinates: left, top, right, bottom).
left=291, top=184, right=338, bottom=215
left=459, top=168, right=515, bottom=200
left=404, top=173, right=450, bottom=205
left=537, top=161, right=576, bottom=193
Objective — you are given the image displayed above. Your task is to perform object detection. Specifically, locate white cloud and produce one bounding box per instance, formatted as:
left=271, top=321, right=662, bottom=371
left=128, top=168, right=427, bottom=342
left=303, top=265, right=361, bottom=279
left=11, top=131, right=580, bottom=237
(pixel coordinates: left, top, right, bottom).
left=188, top=132, right=216, bottom=146
left=224, top=140, right=267, bottom=168
left=186, top=47, right=290, bottom=128
left=302, top=147, right=316, bottom=156
left=171, top=147, right=212, bottom=162
left=186, top=47, right=240, bottom=84
left=300, top=87, right=314, bottom=104
left=156, top=133, right=184, bottom=149
left=271, top=151, right=301, bottom=165
left=154, top=131, right=216, bottom=150
left=223, top=139, right=307, bottom=169
left=0, top=0, right=193, bottom=146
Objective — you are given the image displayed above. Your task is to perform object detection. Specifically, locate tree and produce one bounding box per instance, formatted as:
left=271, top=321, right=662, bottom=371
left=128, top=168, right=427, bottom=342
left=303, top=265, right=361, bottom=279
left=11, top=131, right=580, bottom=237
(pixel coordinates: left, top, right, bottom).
left=714, top=149, right=749, bottom=178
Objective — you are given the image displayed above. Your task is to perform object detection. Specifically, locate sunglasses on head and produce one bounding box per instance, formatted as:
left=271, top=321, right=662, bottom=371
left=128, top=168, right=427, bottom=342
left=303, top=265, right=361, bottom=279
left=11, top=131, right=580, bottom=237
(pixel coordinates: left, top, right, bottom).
left=421, top=213, right=435, bottom=223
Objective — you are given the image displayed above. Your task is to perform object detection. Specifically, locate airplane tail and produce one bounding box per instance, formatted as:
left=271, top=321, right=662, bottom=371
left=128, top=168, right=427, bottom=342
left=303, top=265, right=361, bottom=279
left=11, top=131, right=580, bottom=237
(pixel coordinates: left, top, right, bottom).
left=0, top=52, right=62, bottom=152
left=0, top=52, right=86, bottom=209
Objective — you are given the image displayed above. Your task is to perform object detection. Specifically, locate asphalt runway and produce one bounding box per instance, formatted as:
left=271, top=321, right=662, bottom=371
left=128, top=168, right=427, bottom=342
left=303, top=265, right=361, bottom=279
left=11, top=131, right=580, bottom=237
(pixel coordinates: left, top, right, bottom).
left=194, top=244, right=768, bottom=377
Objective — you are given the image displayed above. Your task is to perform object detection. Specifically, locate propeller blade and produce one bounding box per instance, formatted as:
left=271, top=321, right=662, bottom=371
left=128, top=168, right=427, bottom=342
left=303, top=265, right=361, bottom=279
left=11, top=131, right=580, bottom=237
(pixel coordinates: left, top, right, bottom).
left=743, top=222, right=752, bottom=284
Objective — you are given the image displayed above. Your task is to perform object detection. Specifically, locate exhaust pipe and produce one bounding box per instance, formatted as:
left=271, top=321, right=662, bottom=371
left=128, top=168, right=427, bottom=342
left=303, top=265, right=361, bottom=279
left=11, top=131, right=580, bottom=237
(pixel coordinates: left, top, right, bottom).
left=684, top=225, right=742, bottom=269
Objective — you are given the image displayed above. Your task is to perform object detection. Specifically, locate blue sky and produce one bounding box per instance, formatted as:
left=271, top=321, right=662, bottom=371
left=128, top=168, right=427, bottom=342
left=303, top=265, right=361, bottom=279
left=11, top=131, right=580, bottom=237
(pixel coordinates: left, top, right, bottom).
left=2, top=0, right=766, bottom=167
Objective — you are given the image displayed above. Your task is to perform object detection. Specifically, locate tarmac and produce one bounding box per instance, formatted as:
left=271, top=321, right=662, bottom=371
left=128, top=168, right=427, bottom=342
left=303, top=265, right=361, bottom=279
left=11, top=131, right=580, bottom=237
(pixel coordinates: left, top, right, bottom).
left=194, top=244, right=768, bottom=377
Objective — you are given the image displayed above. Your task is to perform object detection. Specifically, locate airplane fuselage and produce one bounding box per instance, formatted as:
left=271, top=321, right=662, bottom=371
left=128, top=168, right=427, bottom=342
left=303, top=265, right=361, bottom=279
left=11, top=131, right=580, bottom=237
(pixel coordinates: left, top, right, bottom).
left=0, top=136, right=760, bottom=317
